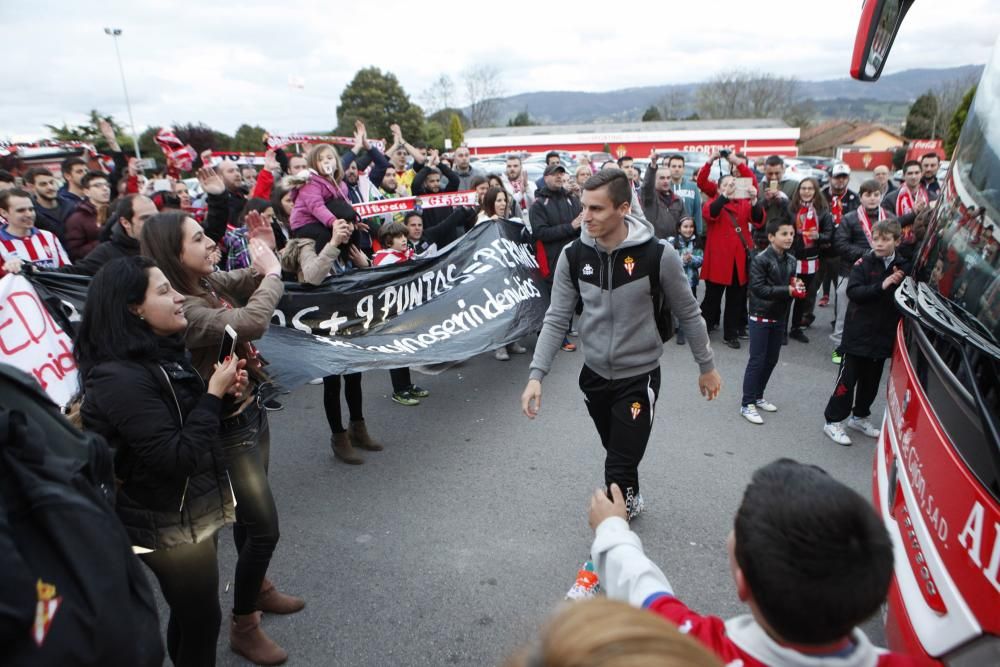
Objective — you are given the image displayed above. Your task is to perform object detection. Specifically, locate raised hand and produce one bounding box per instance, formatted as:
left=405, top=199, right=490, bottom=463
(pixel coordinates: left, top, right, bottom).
left=197, top=166, right=225, bottom=195
left=245, top=210, right=276, bottom=250
left=249, top=238, right=281, bottom=276
left=263, top=149, right=279, bottom=173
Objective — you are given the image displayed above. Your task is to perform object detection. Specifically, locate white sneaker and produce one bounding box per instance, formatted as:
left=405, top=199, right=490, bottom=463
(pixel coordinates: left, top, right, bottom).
left=755, top=399, right=778, bottom=412
left=847, top=416, right=880, bottom=438
left=627, top=493, right=645, bottom=520
left=824, top=422, right=853, bottom=446
left=494, top=347, right=510, bottom=361
left=741, top=404, right=764, bottom=424
left=508, top=342, right=528, bottom=354
left=308, top=378, right=323, bottom=385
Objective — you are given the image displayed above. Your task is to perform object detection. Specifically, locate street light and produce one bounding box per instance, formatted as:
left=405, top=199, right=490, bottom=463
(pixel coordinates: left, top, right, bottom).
left=104, top=27, right=142, bottom=160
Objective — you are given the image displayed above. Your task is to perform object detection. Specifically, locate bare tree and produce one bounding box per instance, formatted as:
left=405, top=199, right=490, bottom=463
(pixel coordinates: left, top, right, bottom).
left=420, top=74, right=455, bottom=114
left=930, top=73, right=979, bottom=140
left=695, top=70, right=807, bottom=125
left=657, top=88, right=690, bottom=120
left=463, top=65, right=504, bottom=128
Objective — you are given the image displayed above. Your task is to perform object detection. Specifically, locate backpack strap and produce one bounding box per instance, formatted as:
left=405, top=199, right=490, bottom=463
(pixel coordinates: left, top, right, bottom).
left=646, top=239, right=673, bottom=342
left=566, top=239, right=584, bottom=295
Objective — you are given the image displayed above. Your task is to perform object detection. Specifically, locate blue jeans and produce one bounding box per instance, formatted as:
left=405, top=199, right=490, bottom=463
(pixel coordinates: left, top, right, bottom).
left=741, top=319, right=784, bottom=406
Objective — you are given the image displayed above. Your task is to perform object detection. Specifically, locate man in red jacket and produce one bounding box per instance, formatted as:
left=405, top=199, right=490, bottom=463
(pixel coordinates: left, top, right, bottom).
left=697, top=156, right=763, bottom=348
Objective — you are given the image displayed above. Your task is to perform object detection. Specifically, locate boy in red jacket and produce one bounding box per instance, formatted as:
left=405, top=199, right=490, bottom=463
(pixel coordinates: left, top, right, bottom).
left=587, top=459, right=917, bottom=667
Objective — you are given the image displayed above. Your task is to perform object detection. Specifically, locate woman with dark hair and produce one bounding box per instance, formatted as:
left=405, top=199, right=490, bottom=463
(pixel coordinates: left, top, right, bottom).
left=476, top=186, right=510, bottom=224
left=221, top=198, right=275, bottom=271
left=269, top=183, right=292, bottom=251
left=77, top=256, right=244, bottom=666
left=787, top=177, right=833, bottom=343
left=140, top=211, right=302, bottom=665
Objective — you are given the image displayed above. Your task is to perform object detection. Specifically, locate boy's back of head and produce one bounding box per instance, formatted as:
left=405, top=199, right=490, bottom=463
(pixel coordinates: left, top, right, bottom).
left=734, top=458, right=893, bottom=645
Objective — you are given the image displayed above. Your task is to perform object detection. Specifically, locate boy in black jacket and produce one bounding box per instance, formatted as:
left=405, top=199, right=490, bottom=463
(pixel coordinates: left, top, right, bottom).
left=740, top=218, right=805, bottom=425
left=823, top=219, right=908, bottom=445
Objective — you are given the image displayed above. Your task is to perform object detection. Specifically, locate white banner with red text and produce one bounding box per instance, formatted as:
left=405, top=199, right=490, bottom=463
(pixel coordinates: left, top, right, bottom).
left=0, top=275, right=78, bottom=408
left=353, top=190, right=479, bottom=220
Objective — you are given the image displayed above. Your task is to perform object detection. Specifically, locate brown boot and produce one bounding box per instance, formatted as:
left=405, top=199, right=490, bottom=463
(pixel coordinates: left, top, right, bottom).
left=331, top=431, right=363, bottom=464
left=257, top=577, right=305, bottom=614
left=230, top=611, right=288, bottom=665
left=348, top=420, right=383, bottom=451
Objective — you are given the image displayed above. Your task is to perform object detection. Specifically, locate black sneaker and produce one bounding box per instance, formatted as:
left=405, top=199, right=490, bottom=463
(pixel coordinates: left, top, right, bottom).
left=723, top=338, right=741, bottom=349
left=789, top=329, right=810, bottom=343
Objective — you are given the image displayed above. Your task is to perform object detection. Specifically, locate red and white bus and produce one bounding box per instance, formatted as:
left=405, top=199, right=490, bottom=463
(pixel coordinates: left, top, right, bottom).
left=853, top=2, right=1000, bottom=664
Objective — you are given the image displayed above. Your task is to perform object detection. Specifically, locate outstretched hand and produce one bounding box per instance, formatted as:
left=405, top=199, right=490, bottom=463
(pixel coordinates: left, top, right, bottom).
left=589, top=483, right=628, bottom=530
left=197, top=166, right=225, bottom=195
left=245, top=210, right=276, bottom=250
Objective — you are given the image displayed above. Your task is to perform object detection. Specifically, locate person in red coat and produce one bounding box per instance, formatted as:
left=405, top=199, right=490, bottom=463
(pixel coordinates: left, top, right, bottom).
left=697, top=159, right=764, bottom=348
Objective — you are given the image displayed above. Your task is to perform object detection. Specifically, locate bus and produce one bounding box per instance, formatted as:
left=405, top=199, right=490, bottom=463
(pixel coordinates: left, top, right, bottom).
left=852, top=1, right=1000, bottom=664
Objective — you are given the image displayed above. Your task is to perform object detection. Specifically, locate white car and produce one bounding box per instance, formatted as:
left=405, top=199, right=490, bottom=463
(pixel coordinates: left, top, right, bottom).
left=783, top=158, right=825, bottom=183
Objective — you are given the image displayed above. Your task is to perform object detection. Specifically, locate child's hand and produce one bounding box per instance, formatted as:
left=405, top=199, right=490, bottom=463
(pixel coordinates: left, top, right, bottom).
left=589, top=483, right=628, bottom=531
left=882, top=268, right=905, bottom=290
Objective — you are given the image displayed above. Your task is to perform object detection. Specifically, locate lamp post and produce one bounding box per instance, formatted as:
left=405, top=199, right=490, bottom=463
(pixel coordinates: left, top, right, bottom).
left=104, top=27, right=142, bottom=160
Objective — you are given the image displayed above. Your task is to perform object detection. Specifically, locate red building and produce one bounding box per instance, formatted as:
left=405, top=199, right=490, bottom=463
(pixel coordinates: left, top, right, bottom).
left=464, top=119, right=799, bottom=158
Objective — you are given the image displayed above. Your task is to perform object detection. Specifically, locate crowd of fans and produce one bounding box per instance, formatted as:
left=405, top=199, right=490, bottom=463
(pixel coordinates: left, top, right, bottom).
left=0, top=122, right=939, bottom=665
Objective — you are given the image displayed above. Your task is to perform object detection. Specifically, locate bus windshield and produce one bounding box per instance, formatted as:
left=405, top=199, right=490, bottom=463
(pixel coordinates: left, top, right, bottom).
left=916, top=38, right=1000, bottom=343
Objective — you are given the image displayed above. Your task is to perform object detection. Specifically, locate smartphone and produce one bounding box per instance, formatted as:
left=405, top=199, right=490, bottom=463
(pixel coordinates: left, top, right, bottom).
left=153, top=178, right=171, bottom=192
left=768, top=180, right=779, bottom=192
left=218, top=324, right=238, bottom=365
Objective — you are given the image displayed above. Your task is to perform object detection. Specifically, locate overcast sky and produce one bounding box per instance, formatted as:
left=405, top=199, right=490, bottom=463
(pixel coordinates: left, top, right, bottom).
left=3, top=1, right=997, bottom=140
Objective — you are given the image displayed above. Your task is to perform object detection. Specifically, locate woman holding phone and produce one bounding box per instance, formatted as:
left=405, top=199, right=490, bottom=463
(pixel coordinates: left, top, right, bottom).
left=141, top=210, right=303, bottom=666
left=77, top=256, right=244, bottom=667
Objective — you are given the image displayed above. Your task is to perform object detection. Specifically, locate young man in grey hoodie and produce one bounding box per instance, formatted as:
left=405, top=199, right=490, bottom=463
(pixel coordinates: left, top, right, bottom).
left=521, top=169, right=721, bottom=518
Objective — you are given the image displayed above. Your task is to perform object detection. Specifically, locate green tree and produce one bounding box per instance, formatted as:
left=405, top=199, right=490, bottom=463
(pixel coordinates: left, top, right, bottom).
left=425, top=121, right=446, bottom=151
left=335, top=67, right=424, bottom=144
left=138, top=126, right=162, bottom=158
left=232, top=124, right=268, bottom=151
left=507, top=110, right=533, bottom=127
left=945, top=84, right=977, bottom=156
left=641, top=105, right=663, bottom=122
left=448, top=114, right=464, bottom=149
left=903, top=92, right=938, bottom=139
left=173, top=122, right=232, bottom=153
left=427, top=107, right=469, bottom=129
left=45, top=109, right=135, bottom=153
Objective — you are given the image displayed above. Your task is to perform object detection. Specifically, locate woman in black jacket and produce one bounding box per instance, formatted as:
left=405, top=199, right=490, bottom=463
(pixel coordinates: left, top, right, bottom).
left=77, top=256, right=245, bottom=667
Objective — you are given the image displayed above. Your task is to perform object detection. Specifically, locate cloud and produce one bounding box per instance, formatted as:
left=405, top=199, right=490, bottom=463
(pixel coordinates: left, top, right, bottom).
left=1, top=0, right=996, bottom=140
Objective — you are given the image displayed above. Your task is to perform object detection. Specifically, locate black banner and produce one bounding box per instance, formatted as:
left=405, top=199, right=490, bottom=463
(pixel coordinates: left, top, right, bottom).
left=30, top=221, right=549, bottom=389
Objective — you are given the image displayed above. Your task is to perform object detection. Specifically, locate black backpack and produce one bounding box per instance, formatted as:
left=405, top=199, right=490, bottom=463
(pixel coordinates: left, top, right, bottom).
left=0, top=364, right=163, bottom=667
left=565, top=238, right=674, bottom=342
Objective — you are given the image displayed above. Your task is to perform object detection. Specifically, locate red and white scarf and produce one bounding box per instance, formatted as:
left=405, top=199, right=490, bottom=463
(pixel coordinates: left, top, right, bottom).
left=895, top=185, right=928, bottom=217
left=856, top=206, right=885, bottom=246
left=154, top=127, right=197, bottom=175
left=829, top=192, right=844, bottom=226
left=796, top=202, right=819, bottom=274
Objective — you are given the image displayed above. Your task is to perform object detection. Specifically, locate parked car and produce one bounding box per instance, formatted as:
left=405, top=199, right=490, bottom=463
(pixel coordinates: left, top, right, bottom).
left=783, top=158, right=827, bottom=184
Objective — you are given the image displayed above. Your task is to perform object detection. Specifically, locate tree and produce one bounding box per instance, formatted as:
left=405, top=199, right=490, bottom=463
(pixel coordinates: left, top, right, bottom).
left=232, top=124, right=268, bottom=151
left=507, top=110, right=533, bottom=127
left=463, top=65, right=504, bottom=128
left=694, top=71, right=808, bottom=125
left=424, top=121, right=446, bottom=151
left=138, top=126, right=162, bottom=158
left=449, top=114, right=464, bottom=149
left=903, top=92, right=937, bottom=139
left=45, top=109, right=135, bottom=153
left=420, top=74, right=455, bottom=115
left=929, top=73, right=980, bottom=142
left=335, top=67, right=424, bottom=144
left=946, top=84, right=977, bottom=156
left=173, top=122, right=232, bottom=153
left=657, top=89, right=690, bottom=121
left=641, top=105, right=663, bottom=122
left=427, top=107, right=469, bottom=129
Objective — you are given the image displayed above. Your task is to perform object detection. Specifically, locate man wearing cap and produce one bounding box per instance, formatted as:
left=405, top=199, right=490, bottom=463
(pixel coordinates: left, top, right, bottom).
left=530, top=163, right=584, bottom=351
left=819, top=164, right=860, bottom=310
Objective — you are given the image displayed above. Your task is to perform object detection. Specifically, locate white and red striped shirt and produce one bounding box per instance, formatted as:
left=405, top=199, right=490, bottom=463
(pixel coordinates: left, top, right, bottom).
left=0, top=226, right=72, bottom=272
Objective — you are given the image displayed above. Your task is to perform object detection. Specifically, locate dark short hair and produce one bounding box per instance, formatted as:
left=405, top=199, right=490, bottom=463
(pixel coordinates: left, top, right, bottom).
left=858, top=179, right=882, bottom=196
left=140, top=210, right=198, bottom=295
left=74, top=256, right=163, bottom=376
left=872, top=219, right=901, bottom=240
left=378, top=221, right=408, bottom=247
left=0, top=169, right=14, bottom=184
left=920, top=152, right=940, bottom=163
left=734, top=459, right=893, bottom=644
left=469, top=175, right=488, bottom=191
left=765, top=155, right=784, bottom=168
left=60, top=156, right=87, bottom=175
left=112, top=193, right=141, bottom=222
left=505, top=155, right=522, bottom=165
left=667, top=154, right=685, bottom=167
left=902, top=160, right=922, bottom=173
left=24, top=167, right=54, bottom=185
left=404, top=212, right=422, bottom=224
left=545, top=151, right=560, bottom=163
left=0, top=188, right=32, bottom=210
left=82, top=170, right=109, bottom=188
left=237, top=198, right=272, bottom=226
left=766, top=217, right=795, bottom=236
left=617, top=155, right=633, bottom=167
left=583, top=168, right=631, bottom=208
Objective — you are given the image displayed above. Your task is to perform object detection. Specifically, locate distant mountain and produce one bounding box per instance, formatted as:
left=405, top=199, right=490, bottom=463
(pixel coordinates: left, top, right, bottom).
left=479, top=65, right=984, bottom=126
